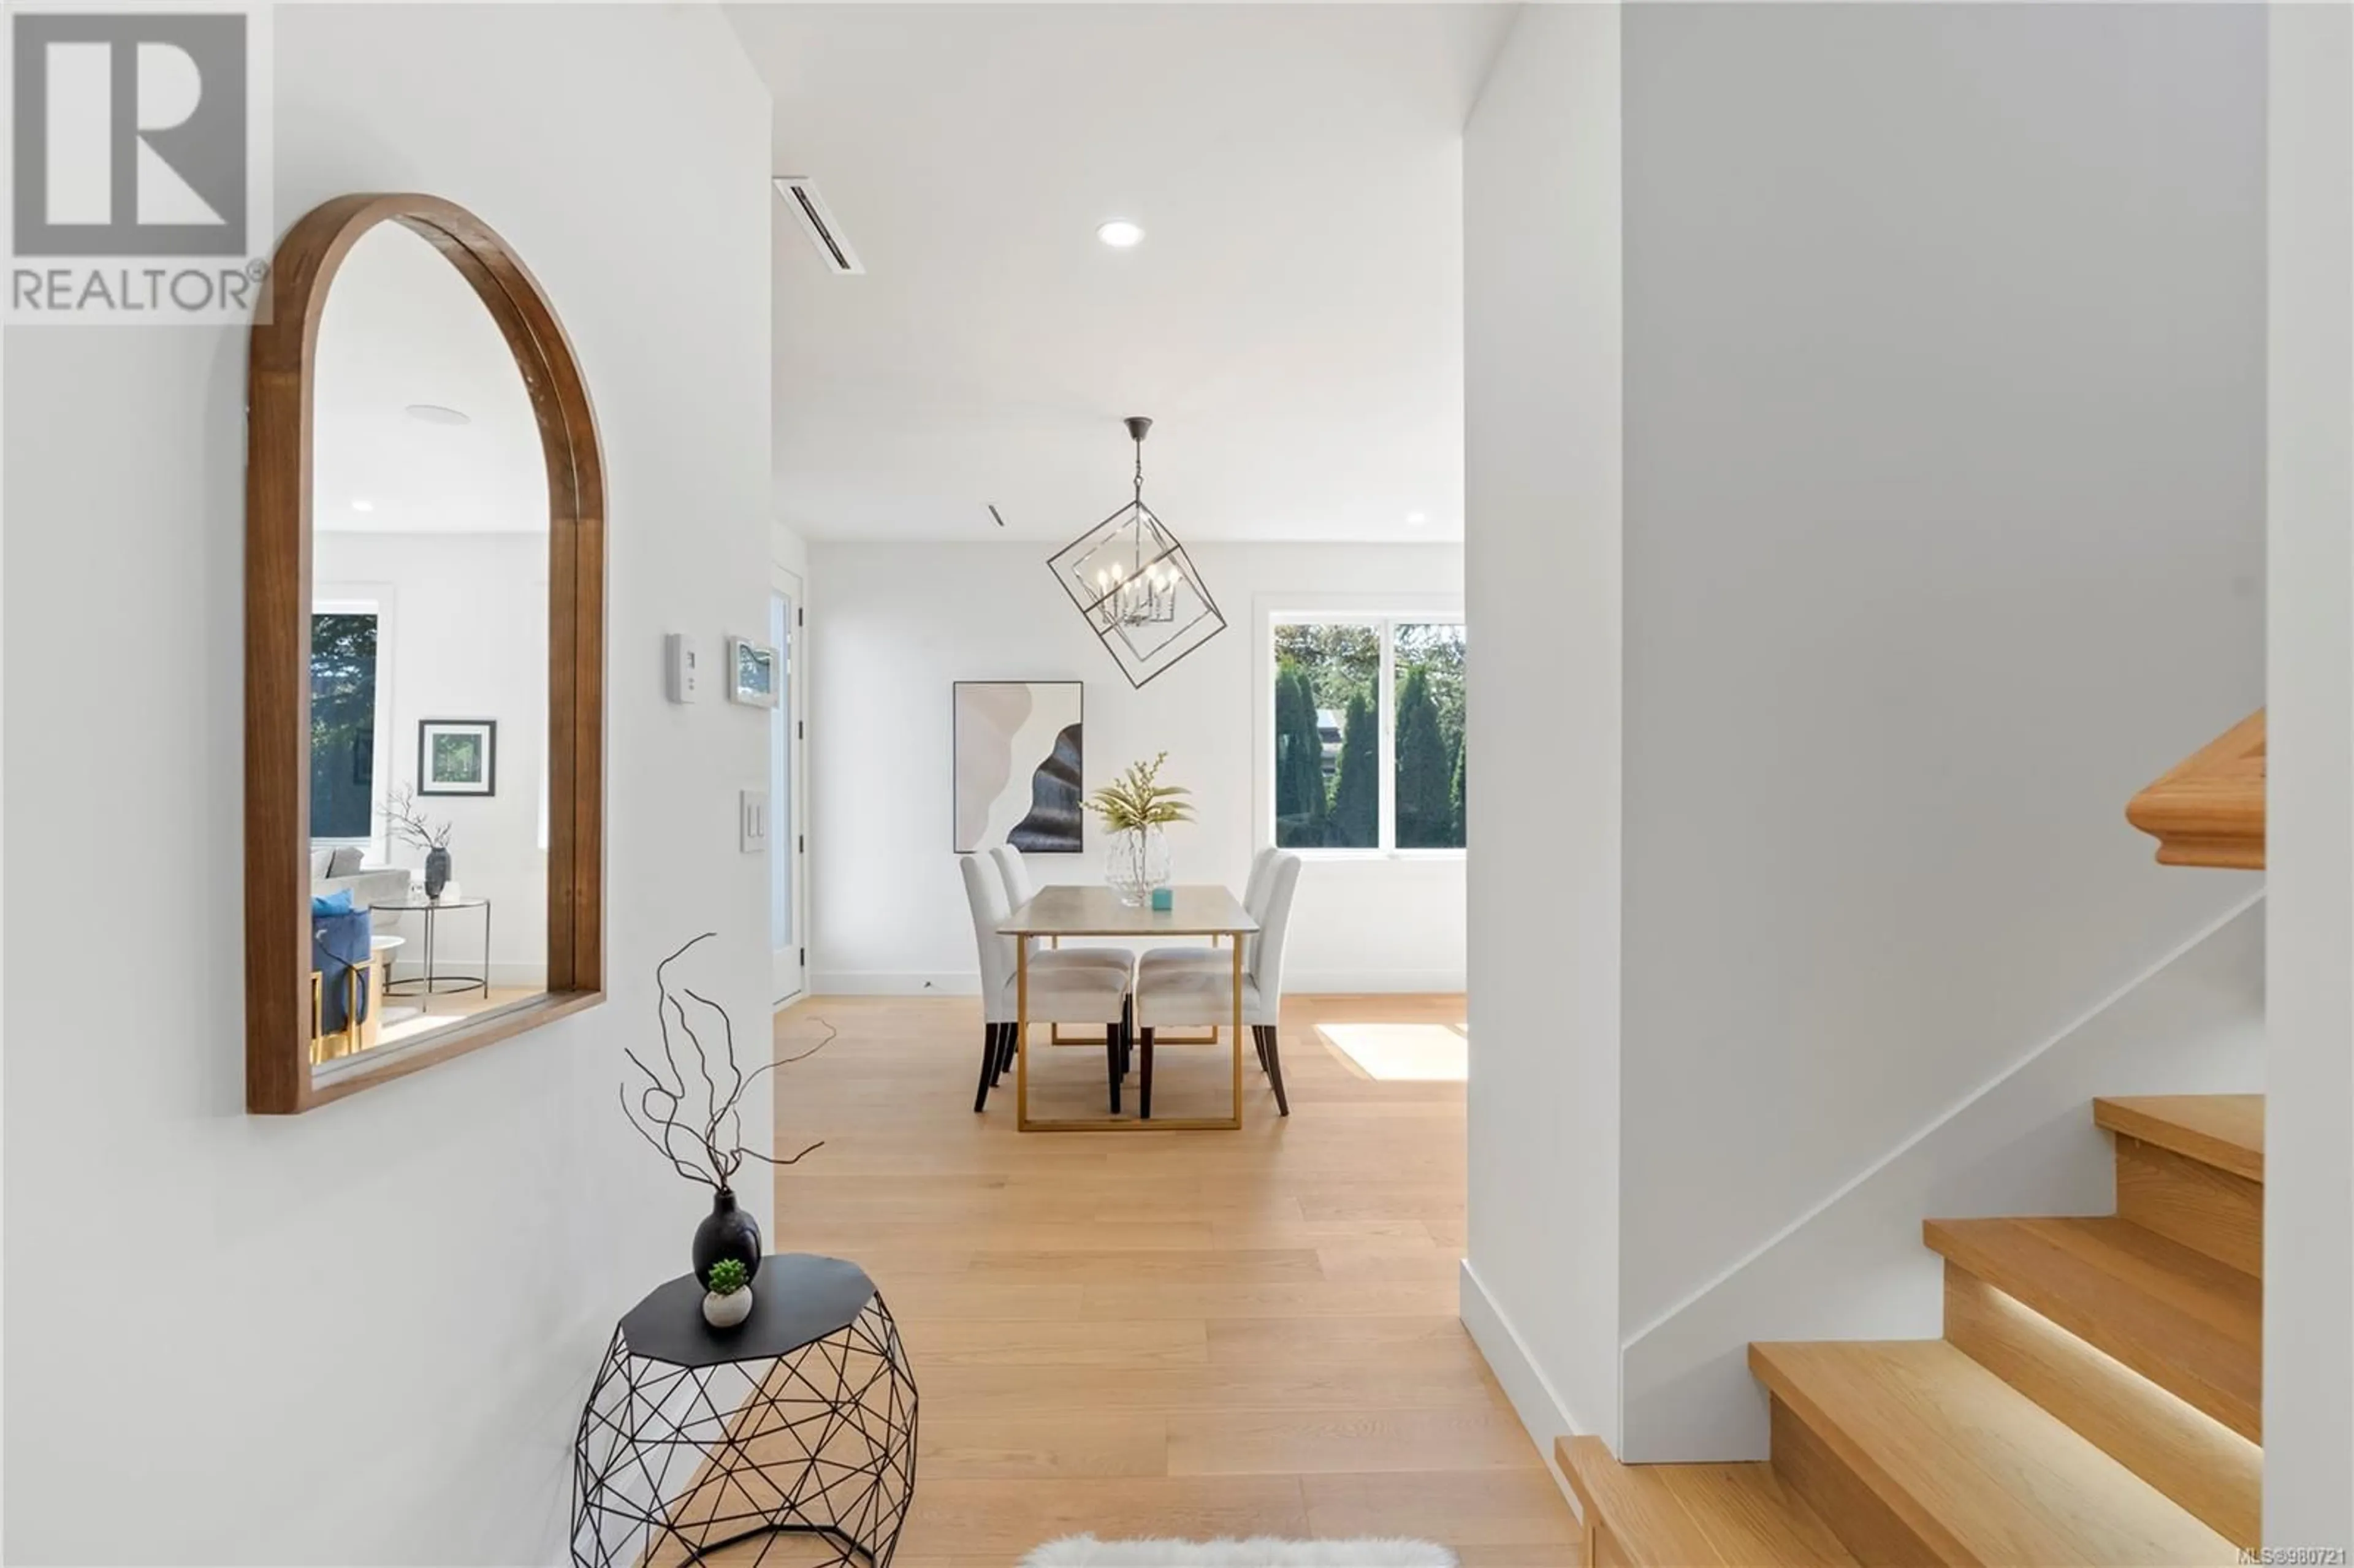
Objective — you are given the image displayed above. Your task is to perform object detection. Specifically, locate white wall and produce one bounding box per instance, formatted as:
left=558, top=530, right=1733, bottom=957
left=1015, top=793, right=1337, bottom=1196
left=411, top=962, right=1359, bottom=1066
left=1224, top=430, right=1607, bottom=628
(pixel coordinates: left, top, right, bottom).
left=1461, top=1, right=1625, bottom=1453
left=2, top=7, right=774, bottom=1561
left=2264, top=2, right=2354, bottom=1547
left=1612, top=1, right=2266, bottom=1452
left=317, top=529, right=550, bottom=981
left=772, top=520, right=812, bottom=584
left=1463, top=0, right=2268, bottom=1467
left=806, top=541, right=1465, bottom=995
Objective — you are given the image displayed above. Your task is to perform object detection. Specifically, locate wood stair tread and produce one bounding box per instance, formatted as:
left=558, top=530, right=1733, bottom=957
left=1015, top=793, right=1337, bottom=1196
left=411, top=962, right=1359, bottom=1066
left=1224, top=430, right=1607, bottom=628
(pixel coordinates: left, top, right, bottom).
left=2095, top=1095, right=2264, bottom=1183
left=1557, top=1435, right=1858, bottom=1566
left=1749, top=1339, right=2236, bottom=1566
left=1922, top=1215, right=2260, bottom=1441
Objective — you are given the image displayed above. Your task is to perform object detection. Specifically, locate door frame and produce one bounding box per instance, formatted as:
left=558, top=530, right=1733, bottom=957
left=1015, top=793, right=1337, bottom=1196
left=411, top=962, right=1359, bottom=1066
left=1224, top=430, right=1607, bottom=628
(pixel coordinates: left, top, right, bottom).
left=772, top=563, right=810, bottom=1008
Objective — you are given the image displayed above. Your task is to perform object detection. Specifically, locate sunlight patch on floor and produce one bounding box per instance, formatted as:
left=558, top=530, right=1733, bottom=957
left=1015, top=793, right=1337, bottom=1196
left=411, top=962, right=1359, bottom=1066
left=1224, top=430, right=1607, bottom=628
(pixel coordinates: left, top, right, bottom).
left=1315, top=1022, right=1468, bottom=1083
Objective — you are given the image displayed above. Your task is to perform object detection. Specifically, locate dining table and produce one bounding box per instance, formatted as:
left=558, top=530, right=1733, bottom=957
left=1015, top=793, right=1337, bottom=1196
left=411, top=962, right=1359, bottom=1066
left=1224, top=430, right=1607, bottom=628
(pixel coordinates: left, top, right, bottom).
left=997, top=882, right=1258, bottom=1132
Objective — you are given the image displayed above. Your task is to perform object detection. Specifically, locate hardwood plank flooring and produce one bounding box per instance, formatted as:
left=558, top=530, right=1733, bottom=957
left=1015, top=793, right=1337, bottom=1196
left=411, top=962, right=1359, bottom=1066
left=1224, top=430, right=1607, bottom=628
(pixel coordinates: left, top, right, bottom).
left=712, top=992, right=1574, bottom=1566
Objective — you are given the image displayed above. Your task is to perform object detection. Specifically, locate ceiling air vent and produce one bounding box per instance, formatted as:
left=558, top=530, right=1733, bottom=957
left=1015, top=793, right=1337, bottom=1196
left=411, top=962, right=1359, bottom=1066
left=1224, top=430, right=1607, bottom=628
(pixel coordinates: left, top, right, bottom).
left=774, top=177, right=864, bottom=275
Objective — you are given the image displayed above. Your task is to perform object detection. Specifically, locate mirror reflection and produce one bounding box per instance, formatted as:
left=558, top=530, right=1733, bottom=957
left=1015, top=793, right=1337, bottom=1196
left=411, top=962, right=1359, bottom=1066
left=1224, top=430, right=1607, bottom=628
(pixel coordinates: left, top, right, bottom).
left=307, top=222, right=550, bottom=1079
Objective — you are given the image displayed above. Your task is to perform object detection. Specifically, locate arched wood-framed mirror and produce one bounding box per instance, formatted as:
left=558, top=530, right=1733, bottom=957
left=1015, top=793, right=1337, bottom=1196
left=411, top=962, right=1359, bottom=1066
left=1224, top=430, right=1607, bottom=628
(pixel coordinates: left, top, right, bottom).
left=245, top=193, right=605, bottom=1114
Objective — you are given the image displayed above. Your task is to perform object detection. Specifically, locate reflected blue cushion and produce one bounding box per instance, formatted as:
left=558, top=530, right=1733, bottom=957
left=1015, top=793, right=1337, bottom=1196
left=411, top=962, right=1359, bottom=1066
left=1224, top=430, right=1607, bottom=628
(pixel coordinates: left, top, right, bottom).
left=311, top=889, right=354, bottom=916
left=313, top=908, right=371, bottom=1033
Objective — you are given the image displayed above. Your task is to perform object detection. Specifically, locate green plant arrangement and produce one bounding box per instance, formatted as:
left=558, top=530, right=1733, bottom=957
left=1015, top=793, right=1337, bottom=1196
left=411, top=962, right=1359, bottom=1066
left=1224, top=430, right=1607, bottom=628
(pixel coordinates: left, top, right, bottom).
left=1089, top=752, right=1192, bottom=905
left=1085, top=752, right=1195, bottom=831
left=705, top=1258, right=749, bottom=1297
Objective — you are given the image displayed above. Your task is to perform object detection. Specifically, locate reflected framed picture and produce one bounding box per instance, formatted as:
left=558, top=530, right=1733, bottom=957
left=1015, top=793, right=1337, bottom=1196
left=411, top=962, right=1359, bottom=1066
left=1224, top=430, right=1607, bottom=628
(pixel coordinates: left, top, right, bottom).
left=728, top=636, right=780, bottom=708
left=418, top=718, right=497, bottom=796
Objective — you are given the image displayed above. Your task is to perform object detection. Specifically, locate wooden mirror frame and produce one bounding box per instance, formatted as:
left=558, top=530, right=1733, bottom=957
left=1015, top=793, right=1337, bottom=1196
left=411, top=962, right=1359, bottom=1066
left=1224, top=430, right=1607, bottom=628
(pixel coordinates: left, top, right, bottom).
left=245, top=194, right=606, bottom=1114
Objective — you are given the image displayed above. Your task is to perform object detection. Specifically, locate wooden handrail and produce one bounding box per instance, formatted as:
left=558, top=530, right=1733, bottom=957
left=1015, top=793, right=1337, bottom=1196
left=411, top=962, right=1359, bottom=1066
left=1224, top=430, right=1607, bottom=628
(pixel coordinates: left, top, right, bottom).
left=2126, top=709, right=2265, bottom=869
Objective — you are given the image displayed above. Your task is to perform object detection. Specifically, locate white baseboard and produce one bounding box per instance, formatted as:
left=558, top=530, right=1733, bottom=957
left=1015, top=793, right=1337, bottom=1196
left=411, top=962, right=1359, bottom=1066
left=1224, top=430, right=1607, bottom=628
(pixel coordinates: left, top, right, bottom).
left=809, top=971, right=980, bottom=997
left=1290, top=969, right=1465, bottom=995
left=1458, top=1258, right=1584, bottom=1513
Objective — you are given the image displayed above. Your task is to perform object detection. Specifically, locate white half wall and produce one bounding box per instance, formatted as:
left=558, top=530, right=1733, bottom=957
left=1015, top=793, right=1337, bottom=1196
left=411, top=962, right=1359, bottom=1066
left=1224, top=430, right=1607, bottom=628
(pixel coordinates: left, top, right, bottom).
left=316, top=529, right=550, bottom=982
left=2, top=7, right=774, bottom=1561
left=1461, top=1, right=1625, bottom=1452
left=2264, top=2, right=2354, bottom=1547
left=806, top=541, right=1465, bottom=995
left=1615, top=0, right=2267, bottom=1345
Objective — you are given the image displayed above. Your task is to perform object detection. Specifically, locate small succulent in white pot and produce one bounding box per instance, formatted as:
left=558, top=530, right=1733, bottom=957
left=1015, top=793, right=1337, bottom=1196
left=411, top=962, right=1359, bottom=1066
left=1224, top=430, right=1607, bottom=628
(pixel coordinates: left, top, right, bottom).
left=703, top=1257, right=753, bottom=1329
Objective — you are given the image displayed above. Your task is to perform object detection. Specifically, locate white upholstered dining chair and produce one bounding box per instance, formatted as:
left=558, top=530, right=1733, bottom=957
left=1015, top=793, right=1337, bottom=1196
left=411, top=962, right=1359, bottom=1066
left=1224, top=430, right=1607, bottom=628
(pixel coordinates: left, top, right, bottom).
left=991, top=843, right=1137, bottom=1074
left=961, top=854, right=1133, bottom=1115
left=1133, top=850, right=1303, bottom=1117
left=991, top=845, right=1138, bottom=974
left=1133, top=845, right=1279, bottom=975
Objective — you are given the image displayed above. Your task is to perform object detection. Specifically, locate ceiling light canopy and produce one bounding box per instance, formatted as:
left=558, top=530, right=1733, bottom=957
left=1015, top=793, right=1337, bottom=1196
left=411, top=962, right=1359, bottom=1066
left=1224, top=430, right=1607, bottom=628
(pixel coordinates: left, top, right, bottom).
left=1095, top=219, right=1145, bottom=249
left=1047, top=416, right=1225, bottom=689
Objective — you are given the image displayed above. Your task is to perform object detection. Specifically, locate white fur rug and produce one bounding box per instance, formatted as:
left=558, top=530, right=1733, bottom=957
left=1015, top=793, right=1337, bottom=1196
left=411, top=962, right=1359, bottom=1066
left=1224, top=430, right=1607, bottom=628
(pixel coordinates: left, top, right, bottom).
left=1021, top=1539, right=1455, bottom=1567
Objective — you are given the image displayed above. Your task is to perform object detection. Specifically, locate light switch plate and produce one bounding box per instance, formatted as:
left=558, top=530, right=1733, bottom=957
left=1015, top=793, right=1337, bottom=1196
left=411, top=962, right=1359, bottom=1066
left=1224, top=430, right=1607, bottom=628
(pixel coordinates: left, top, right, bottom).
left=739, top=789, right=768, bottom=853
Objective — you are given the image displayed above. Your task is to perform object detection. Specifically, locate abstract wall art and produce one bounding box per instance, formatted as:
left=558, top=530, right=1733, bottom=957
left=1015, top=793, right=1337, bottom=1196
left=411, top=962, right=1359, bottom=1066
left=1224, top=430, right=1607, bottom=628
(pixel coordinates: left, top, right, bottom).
left=953, top=681, right=1084, bottom=853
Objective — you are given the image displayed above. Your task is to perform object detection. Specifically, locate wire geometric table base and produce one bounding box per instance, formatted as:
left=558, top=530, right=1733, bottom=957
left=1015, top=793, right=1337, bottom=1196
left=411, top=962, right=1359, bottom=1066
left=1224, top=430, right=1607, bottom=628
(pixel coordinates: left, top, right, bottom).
left=572, top=1256, right=918, bottom=1568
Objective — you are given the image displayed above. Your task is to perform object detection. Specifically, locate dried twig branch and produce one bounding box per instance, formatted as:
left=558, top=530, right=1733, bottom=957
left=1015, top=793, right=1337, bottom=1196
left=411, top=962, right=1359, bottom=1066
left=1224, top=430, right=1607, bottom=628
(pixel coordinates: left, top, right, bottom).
left=618, top=940, right=831, bottom=1193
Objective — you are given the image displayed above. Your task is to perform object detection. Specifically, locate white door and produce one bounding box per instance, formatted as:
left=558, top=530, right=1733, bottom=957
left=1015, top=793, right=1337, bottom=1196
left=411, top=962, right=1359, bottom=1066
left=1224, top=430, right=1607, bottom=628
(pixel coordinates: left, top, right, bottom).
left=771, top=568, right=808, bottom=1004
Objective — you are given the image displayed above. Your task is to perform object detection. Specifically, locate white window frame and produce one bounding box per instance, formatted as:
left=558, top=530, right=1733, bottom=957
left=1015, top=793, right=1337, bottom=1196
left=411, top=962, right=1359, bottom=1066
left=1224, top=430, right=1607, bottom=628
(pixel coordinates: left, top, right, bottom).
left=1254, top=592, right=1466, bottom=861
left=311, top=582, right=398, bottom=855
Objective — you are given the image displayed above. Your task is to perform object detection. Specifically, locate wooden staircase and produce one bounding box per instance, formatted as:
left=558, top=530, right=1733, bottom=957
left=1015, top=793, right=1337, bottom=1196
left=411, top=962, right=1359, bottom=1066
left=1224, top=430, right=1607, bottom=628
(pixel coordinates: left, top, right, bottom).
left=1561, top=1094, right=2264, bottom=1565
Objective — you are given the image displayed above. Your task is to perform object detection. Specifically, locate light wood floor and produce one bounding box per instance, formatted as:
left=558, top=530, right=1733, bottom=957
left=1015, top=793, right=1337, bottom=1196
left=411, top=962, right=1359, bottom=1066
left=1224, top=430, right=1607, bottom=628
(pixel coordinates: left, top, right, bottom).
left=731, top=993, right=1577, bottom=1568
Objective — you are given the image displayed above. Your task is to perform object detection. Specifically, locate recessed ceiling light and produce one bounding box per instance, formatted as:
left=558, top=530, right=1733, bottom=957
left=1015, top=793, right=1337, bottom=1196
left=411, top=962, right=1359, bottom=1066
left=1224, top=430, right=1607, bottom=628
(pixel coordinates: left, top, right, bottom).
left=351, top=499, right=375, bottom=513
left=1096, top=219, right=1145, bottom=249
left=1406, top=512, right=1428, bottom=526
left=405, top=403, right=471, bottom=426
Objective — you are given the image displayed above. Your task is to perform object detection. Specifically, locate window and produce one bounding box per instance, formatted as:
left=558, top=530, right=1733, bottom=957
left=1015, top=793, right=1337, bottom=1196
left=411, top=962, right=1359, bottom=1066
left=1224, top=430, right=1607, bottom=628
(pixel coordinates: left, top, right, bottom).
left=310, top=611, right=379, bottom=840
left=1272, top=616, right=1466, bottom=853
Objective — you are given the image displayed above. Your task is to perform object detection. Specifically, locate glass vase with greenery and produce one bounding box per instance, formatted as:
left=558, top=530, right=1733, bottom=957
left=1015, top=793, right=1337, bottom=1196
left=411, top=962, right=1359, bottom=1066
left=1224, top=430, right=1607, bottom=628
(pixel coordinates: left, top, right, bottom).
left=1087, top=752, right=1192, bottom=905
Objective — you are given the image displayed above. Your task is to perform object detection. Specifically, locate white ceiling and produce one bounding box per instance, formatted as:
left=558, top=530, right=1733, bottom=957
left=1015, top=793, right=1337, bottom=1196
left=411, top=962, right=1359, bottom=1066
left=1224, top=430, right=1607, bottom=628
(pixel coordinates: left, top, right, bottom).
left=725, top=3, right=1511, bottom=544
left=313, top=223, right=547, bottom=535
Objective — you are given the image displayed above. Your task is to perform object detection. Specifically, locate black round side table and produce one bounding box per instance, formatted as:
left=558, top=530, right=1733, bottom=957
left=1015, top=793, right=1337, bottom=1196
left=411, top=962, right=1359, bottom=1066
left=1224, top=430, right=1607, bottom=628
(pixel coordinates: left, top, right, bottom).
left=571, top=1254, right=917, bottom=1568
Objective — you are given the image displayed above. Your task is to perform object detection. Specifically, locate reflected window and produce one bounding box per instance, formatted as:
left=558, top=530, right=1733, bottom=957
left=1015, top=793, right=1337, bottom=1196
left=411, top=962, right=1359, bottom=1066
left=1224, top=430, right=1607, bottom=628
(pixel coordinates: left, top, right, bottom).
left=310, top=610, right=379, bottom=840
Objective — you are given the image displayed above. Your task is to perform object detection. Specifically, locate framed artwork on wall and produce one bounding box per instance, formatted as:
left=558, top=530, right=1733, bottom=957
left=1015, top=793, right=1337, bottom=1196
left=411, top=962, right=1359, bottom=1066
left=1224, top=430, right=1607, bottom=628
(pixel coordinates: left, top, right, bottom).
left=953, top=681, right=1083, bottom=854
left=727, top=636, right=780, bottom=707
left=418, top=718, right=498, bottom=796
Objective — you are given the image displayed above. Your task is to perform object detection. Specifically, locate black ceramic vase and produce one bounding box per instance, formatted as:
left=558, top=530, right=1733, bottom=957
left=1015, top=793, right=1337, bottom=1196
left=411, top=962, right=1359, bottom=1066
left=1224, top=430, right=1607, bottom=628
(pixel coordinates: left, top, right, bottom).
left=424, top=847, right=452, bottom=900
left=692, top=1186, right=762, bottom=1287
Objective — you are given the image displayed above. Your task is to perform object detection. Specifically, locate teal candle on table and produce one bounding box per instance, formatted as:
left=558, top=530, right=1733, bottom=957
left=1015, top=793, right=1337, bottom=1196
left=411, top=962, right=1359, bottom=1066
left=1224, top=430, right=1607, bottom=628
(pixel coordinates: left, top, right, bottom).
left=1149, top=886, right=1174, bottom=912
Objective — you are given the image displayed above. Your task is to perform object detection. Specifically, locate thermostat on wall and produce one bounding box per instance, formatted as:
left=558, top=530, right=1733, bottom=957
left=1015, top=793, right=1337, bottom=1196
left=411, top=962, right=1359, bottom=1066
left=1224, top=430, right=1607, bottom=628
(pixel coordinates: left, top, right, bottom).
left=665, top=633, right=700, bottom=703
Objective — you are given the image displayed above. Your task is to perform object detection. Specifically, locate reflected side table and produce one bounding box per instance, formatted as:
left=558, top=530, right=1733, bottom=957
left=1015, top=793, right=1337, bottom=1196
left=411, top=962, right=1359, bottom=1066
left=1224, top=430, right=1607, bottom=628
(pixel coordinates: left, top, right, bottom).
left=376, top=894, right=490, bottom=1002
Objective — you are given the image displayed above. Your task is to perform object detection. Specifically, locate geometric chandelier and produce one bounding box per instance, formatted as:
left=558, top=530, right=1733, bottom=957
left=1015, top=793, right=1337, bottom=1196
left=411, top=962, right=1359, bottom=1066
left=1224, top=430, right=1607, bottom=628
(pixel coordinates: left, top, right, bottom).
left=1046, top=416, right=1227, bottom=688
